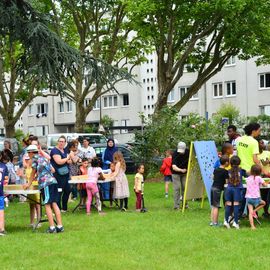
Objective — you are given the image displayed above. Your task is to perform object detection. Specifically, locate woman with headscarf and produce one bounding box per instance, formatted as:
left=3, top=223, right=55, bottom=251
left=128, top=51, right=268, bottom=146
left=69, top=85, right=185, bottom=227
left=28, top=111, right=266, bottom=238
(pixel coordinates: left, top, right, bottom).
left=101, top=139, right=118, bottom=207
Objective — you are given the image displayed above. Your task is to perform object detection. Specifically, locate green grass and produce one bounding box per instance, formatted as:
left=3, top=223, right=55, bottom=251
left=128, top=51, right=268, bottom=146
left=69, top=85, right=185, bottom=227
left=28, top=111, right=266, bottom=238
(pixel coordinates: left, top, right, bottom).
left=1, top=176, right=270, bottom=270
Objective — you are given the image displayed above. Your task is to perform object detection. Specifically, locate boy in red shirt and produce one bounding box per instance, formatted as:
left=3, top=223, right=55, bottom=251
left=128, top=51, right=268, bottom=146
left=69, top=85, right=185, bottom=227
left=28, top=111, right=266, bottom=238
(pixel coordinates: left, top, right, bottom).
left=160, top=150, right=173, bottom=198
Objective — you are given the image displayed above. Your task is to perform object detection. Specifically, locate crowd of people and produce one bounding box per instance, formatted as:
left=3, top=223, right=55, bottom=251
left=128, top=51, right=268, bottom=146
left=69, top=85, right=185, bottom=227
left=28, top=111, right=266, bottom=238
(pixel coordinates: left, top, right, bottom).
left=0, top=136, right=145, bottom=236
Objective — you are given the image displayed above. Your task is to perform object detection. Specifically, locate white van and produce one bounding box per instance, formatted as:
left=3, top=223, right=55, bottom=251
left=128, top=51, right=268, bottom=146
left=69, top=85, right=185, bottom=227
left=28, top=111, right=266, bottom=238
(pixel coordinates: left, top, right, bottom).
left=47, top=133, right=107, bottom=150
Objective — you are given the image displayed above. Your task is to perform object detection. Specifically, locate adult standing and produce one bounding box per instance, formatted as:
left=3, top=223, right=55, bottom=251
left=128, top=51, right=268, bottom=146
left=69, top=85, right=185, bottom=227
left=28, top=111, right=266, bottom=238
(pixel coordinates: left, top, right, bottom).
left=236, top=123, right=261, bottom=174
left=50, top=136, right=71, bottom=212
left=102, top=139, right=118, bottom=206
left=24, top=145, right=64, bottom=233
left=79, top=138, right=96, bottom=161
left=171, top=142, right=189, bottom=210
left=227, top=125, right=241, bottom=155
left=3, top=140, right=13, bottom=162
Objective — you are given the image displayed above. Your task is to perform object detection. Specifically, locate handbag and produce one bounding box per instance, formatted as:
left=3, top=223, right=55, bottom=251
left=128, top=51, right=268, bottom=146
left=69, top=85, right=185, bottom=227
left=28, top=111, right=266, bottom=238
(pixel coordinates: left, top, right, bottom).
left=57, top=165, right=69, bottom=175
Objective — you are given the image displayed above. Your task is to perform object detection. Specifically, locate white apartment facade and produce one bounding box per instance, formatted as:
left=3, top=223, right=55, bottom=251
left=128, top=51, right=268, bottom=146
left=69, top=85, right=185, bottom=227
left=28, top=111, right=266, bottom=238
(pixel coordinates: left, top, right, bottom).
left=1, top=54, right=270, bottom=142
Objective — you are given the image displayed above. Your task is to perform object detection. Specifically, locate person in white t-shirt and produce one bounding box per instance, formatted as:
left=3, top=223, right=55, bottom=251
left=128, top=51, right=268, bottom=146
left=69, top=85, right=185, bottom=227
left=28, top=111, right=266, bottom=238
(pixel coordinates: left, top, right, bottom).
left=79, top=138, right=96, bottom=161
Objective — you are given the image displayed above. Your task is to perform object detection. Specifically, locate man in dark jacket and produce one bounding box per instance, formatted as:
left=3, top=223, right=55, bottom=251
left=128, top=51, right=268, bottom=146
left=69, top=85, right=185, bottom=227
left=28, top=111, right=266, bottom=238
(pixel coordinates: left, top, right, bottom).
left=172, top=142, right=189, bottom=210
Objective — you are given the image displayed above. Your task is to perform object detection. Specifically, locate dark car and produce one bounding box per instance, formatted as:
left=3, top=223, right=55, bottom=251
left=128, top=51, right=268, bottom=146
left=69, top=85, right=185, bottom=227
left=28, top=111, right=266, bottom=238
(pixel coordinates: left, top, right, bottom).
left=92, top=143, right=136, bottom=174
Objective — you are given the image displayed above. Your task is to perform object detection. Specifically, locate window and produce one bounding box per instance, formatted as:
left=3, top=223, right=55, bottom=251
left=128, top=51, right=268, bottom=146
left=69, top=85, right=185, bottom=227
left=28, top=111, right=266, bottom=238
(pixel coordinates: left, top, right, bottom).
left=66, top=101, right=72, bottom=112
left=121, top=119, right=130, bottom=134
left=28, top=126, right=35, bottom=134
left=151, top=86, right=154, bottom=91
left=213, top=83, right=223, bottom=97
left=122, top=94, right=129, bottom=106
left=36, top=125, right=49, bottom=136
left=147, top=87, right=150, bottom=91
left=260, top=105, right=270, bottom=116
left=226, top=56, right=236, bottom=66
left=0, top=128, right=4, bottom=135
left=58, top=102, right=64, bottom=113
left=36, top=103, right=48, bottom=114
left=103, top=95, right=118, bottom=108
left=84, top=98, right=90, bottom=107
left=143, top=79, right=145, bottom=83
left=28, top=104, right=34, bottom=115
left=179, top=86, right=198, bottom=100
left=93, top=99, right=100, bottom=110
left=226, top=81, right=236, bottom=96
left=167, top=89, right=175, bottom=103
left=259, top=73, right=270, bottom=89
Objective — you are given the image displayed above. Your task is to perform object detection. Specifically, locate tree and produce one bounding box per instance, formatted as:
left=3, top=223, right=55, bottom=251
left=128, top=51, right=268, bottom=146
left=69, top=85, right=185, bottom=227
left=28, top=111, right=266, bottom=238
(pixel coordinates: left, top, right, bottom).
left=45, top=0, right=146, bottom=132
left=0, top=0, right=80, bottom=137
left=125, top=0, right=270, bottom=113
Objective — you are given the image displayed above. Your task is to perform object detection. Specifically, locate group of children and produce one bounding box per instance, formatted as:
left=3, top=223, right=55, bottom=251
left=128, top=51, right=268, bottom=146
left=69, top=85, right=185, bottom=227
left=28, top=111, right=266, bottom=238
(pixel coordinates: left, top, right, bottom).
left=210, top=142, right=269, bottom=230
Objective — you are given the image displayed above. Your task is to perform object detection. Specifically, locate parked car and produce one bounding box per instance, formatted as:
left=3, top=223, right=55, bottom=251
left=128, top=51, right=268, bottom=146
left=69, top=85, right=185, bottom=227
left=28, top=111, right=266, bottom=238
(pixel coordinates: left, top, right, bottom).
left=92, top=143, right=136, bottom=174
left=47, top=133, right=107, bottom=150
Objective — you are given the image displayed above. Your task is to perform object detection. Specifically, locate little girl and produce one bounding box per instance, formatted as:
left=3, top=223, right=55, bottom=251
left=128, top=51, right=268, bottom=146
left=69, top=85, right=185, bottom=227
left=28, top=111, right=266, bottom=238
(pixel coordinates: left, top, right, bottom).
left=224, top=156, right=246, bottom=229
left=245, top=164, right=267, bottom=230
left=86, top=158, right=106, bottom=215
left=24, top=156, right=41, bottom=228
left=79, top=158, right=88, bottom=207
left=134, top=164, right=144, bottom=212
left=110, top=151, right=130, bottom=211
left=160, top=150, right=172, bottom=198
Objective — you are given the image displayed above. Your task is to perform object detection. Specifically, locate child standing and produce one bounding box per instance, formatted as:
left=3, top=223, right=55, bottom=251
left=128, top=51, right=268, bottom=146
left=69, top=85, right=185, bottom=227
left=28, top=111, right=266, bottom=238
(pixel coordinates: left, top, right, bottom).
left=224, top=156, right=246, bottom=229
left=24, top=156, right=41, bottom=228
left=0, top=151, right=9, bottom=236
left=210, top=156, right=229, bottom=226
left=134, top=164, right=145, bottom=212
left=160, top=150, right=172, bottom=198
left=79, top=158, right=88, bottom=208
left=245, top=164, right=267, bottom=230
left=110, top=151, right=130, bottom=211
left=86, top=158, right=106, bottom=216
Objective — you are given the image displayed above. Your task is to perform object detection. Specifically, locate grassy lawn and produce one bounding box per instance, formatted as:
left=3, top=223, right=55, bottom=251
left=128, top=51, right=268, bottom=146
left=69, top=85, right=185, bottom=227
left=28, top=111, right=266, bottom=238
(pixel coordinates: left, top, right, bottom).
left=1, top=175, right=270, bottom=270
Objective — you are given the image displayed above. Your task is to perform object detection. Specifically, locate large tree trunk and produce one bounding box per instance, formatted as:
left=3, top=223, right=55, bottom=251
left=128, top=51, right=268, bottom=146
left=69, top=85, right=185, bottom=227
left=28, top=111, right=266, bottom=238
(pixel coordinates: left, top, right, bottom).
left=4, top=120, right=16, bottom=138
left=74, top=101, right=86, bottom=132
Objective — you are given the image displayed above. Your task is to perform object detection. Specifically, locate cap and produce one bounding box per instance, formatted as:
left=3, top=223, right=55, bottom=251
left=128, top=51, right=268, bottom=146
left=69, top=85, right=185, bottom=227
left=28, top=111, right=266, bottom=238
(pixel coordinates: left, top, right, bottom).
left=26, top=145, right=39, bottom=153
left=177, top=142, right=186, bottom=153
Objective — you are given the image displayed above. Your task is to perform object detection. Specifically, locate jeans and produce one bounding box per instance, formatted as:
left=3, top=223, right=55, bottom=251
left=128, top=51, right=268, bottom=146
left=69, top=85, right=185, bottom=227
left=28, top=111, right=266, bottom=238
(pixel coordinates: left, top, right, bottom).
left=55, top=173, right=70, bottom=211
left=172, top=174, right=186, bottom=209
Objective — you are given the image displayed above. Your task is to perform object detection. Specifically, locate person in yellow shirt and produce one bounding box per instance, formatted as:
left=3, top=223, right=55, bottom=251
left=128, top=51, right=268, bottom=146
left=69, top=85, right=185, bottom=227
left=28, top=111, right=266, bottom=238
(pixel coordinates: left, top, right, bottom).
left=24, top=156, right=41, bottom=228
left=134, top=164, right=144, bottom=212
left=236, top=123, right=261, bottom=174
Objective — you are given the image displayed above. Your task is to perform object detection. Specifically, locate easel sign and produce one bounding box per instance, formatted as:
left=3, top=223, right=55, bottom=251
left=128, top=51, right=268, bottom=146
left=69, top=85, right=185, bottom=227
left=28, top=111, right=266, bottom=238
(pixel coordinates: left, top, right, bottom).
left=182, top=141, right=218, bottom=212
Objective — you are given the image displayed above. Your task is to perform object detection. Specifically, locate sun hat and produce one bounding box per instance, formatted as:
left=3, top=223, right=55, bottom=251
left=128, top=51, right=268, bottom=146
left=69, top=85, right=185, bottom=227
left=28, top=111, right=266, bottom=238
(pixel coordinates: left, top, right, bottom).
left=26, top=145, right=39, bottom=153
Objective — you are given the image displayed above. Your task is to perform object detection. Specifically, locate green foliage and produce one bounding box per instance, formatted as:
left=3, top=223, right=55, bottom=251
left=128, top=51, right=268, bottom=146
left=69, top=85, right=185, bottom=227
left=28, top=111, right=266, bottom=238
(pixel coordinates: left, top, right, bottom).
left=247, top=115, right=270, bottom=138
left=84, top=125, right=98, bottom=133
left=212, top=103, right=240, bottom=125
left=101, top=115, right=114, bottom=136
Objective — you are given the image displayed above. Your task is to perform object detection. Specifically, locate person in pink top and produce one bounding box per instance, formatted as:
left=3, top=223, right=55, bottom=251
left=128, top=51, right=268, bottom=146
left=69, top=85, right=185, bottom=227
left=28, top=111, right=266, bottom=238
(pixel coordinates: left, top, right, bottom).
left=245, top=164, right=267, bottom=230
left=86, top=158, right=106, bottom=216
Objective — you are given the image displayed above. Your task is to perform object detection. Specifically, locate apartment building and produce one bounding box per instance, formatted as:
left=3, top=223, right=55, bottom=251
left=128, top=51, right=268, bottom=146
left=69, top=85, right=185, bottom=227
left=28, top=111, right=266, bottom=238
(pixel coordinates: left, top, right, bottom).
left=1, top=54, right=270, bottom=142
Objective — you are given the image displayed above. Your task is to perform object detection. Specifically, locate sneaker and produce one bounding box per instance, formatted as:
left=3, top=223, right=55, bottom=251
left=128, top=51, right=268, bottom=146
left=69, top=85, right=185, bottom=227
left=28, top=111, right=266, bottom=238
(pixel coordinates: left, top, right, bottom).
left=209, top=222, right=214, bottom=226
left=4, top=197, right=9, bottom=207
left=165, top=193, right=168, bottom=198
left=121, top=208, right=127, bottom=212
left=60, top=210, right=67, bottom=213
left=98, top=211, right=106, bottom=216
left=0, top=230, right=7, bottom=236
left=174, top=207, right=179, bottom=210
left=46, top=227, right=56, bottom=233
left=56, top=226, right=64, bottom=233
left=232, top=222, right=240, bottom=229
left=223, top=221, right=231, bottom=229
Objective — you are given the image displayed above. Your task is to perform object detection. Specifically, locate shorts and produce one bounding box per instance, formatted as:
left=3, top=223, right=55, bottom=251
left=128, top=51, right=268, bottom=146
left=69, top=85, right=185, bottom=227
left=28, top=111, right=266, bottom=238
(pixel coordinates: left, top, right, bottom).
left=41, top=184, right=59, bottom=204
left=225, top=187, right=241, bottom=202
left=211, top=187, right=222, bottom=208
left=27, top=193, right=40, bottom=205
left=164, top=175, right=172, bottom=182
left=0, top=196, right=4, bottom=210
left=246, top=198, right=261, bottom=207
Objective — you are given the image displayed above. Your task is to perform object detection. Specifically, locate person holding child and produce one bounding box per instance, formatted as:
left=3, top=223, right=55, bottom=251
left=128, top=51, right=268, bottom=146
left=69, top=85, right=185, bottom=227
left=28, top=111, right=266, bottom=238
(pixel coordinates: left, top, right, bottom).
left=134, top=164, right=145, bottom=212
left=245, top=164, right=267, bottom=230
left=210, top=155, right=229, bottom=226
left=160, top=150, right=172, bottom=198
left=110, top=151, right=130, bottom=211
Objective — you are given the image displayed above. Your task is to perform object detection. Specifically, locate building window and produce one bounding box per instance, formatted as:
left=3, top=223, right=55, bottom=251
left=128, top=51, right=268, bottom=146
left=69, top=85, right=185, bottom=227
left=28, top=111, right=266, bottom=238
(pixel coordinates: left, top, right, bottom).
left=167, top=89, right=175, bottom=103
left=84, top=98, right=90, bottom=107
left=0, top=128, right=4, bottom=135
left=58, top=102, right=64, bottom=113
left=226, top=81, right=236, bottom=96
left=226, top=56, right=236, bottom=66
left=121, top=119, right=130, bottom=134
left=179, top=86, right=198, bottom=100
left=36, top=125, right=49, bottom=136
left=103, top=95, right=118, bottom=108
left=259, top=73, right=270, bottom=89
left=122, top=94, right=129, bottom=106
left=143, top=79, right=145, bottom=83
left=144, top=105, right=146, bottom=110
left=151, top=86, right=154, bottom=91
left=213, top=83, right=223, bottom=97
left=190, top=92, right=199, bottom=100
left=36, top=103, right=48, bottom=114
left=28, top=104, right=34, bottom=115
left=260, top=105, right=270, bottom=116
left=93, top=99, right=100, bottom=110
left=66, top=101, right=73, bottom=112
left=28, top=126, right=35, bottom=134
left=147, top=87, right=150, bottom=91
